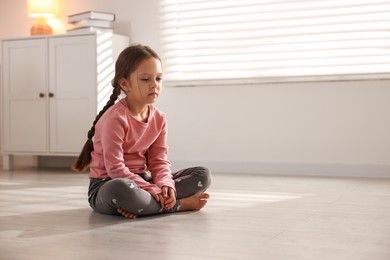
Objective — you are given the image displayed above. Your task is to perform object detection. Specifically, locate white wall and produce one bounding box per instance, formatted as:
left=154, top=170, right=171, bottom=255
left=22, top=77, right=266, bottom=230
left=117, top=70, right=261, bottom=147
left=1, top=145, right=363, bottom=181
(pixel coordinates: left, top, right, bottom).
left=158, top=81, right=390, bottom=177
left=1, top=0, right=389, bottom=176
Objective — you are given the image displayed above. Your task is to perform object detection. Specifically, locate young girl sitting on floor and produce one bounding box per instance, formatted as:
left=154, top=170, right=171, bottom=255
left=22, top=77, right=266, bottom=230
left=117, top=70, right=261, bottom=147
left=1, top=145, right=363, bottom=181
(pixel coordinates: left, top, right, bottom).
left=73, top=44, right=211, bottom=219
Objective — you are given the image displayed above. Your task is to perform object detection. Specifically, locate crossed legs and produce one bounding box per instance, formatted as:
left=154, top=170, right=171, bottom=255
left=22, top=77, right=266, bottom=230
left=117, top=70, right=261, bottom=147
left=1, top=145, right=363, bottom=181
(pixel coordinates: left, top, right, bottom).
left=90, top=166, right=212, bottom=218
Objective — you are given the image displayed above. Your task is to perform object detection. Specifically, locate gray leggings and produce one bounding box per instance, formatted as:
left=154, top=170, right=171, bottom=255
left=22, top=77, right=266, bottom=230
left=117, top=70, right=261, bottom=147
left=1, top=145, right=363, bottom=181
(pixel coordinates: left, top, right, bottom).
left=88, top=166, right=211, bottom=216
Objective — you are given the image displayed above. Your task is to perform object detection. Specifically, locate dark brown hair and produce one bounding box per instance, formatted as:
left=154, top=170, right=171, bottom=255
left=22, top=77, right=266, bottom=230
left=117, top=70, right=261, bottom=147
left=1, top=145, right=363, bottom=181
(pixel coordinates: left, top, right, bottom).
left=72, top=44, right=160, bottom=172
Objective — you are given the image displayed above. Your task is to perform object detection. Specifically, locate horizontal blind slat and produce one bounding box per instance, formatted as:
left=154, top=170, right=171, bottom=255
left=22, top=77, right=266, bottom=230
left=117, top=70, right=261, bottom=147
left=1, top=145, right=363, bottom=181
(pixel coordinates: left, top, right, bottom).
left=162, top=3, right=390, bottom=23
left=161, top=0, right=390, bottom=13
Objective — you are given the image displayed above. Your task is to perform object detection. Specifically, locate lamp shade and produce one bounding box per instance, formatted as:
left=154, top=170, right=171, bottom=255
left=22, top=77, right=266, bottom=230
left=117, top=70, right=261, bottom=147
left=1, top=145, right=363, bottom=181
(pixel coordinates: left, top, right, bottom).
left=27, top=0, right=55, bottom=18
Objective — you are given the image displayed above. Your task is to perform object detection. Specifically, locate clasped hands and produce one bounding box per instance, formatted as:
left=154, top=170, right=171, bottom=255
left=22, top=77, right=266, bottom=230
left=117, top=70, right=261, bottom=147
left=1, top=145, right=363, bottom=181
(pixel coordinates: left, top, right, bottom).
left=153, top=186, right=176, bottom=210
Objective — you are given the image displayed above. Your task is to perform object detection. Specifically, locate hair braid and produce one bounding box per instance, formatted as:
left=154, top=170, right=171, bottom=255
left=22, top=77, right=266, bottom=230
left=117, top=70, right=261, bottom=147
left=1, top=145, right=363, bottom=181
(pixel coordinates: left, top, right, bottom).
left=88, top=87, right=120, bottom=140
left=72, top=87, right=120, bottom=172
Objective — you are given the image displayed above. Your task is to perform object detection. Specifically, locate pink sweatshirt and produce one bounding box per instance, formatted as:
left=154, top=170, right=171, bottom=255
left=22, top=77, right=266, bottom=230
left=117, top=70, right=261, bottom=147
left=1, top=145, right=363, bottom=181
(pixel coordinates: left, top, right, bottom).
left=89, top=98, right=174, bottom=196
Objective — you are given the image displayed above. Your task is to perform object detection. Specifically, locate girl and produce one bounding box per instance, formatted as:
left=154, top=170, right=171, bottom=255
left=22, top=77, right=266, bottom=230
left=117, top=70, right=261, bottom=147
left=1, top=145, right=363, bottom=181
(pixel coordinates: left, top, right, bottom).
left=73, top=44, right=211, bottom=219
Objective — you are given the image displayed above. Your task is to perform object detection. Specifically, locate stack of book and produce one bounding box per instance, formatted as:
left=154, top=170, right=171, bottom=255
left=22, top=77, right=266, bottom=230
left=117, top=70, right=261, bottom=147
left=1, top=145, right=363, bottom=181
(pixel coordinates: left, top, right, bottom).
left=67, top=11, right=116, bottom=34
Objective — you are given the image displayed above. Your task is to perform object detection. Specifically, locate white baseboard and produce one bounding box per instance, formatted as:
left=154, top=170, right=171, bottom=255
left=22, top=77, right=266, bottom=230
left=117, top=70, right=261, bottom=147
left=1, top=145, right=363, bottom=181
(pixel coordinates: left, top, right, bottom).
left=170, top=160, right=390, bottom=178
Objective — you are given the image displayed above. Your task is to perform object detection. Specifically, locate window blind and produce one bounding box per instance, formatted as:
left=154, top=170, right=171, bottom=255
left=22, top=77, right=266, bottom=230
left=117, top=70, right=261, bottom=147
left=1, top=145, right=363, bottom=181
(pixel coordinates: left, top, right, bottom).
left=159, top=0, right=390, bottom=86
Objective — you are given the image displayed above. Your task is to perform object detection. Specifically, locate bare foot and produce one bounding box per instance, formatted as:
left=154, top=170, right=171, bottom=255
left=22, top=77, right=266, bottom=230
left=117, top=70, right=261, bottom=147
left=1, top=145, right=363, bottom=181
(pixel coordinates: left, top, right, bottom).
left=117, top=208, right=137, bottom=219
left=178, top=193, right=210, bottom=212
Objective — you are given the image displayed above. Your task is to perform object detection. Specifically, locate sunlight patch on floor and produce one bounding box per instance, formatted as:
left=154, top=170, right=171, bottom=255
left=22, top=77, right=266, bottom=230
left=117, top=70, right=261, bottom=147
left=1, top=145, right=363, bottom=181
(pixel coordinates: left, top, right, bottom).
left=208, top=190, right=309, bottom=211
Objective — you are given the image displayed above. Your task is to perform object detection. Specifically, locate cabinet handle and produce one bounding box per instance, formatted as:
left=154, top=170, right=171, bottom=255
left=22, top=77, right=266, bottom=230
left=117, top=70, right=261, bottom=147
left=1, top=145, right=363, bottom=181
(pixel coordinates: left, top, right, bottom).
left=49, top=93, right=54, bottom=98
left=39, top=93, right=45, bottom=98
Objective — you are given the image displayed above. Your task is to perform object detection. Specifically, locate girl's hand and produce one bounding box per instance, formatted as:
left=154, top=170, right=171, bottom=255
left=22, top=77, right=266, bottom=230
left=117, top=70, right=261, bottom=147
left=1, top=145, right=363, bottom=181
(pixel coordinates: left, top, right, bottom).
left=153, top=193, right=165, bottom=209
left=162, top=186, right=176, bottom=210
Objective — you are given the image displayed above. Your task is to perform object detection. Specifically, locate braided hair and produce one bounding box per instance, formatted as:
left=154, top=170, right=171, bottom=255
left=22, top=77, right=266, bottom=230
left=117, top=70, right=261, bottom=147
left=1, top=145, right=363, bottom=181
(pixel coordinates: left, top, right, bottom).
left=72, top=44, right=160, bottom=172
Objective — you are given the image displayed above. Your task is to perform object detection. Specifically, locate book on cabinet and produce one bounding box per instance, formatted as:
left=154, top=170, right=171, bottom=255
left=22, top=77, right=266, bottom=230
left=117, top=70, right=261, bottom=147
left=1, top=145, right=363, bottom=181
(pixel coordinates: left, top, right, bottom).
left=68, top=11, right=115, bottom=23
left=71, top=19, right=113, bottom=29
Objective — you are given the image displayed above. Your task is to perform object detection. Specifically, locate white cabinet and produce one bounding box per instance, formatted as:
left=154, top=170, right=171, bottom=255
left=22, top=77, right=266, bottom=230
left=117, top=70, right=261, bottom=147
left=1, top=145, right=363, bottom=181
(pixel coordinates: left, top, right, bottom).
left=1, top=33, right=128, bottom=169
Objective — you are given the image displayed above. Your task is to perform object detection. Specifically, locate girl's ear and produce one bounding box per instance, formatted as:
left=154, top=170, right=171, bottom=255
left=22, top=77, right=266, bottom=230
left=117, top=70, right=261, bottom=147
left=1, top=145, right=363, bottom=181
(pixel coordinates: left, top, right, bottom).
left=119, top=77, right=130, bottom=93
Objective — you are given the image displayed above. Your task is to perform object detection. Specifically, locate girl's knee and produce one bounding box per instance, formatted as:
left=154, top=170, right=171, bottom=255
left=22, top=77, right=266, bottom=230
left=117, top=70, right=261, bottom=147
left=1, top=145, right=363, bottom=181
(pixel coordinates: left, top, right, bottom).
left=194, top=166, right=212, bottom=190
left=90, top=178, right=137, bottom=215
left=107, top=178, right=138, bottom=197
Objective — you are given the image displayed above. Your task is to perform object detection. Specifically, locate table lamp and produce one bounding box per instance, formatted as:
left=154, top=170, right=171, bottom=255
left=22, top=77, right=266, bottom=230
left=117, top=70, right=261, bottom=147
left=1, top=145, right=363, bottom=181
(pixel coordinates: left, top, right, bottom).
left=27, top=0, right=55, bottom=35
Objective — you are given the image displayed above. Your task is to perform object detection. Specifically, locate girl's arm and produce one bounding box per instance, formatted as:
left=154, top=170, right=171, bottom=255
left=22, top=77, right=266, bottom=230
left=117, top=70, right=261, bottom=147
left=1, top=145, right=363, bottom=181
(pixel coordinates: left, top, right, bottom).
left=147, top=117, right=175, bottom=191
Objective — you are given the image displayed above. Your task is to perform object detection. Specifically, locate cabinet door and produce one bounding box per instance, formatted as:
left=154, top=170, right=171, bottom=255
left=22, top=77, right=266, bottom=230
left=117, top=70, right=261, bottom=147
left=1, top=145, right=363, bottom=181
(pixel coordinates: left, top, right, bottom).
left=2, top=39, right=48, bottom=152
left=48, top=35, right=97, bottom=153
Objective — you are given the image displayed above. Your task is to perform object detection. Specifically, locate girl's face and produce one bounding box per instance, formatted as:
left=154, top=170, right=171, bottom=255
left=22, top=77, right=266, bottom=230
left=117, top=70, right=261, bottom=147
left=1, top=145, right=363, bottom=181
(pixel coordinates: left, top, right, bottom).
left=120, top=57, right=162, bottom=105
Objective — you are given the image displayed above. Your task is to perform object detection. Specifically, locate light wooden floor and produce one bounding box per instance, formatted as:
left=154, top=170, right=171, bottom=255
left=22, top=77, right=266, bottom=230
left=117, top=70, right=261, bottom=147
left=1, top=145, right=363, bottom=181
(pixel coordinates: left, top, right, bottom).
left=0, top=168, right=389, bottom=260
